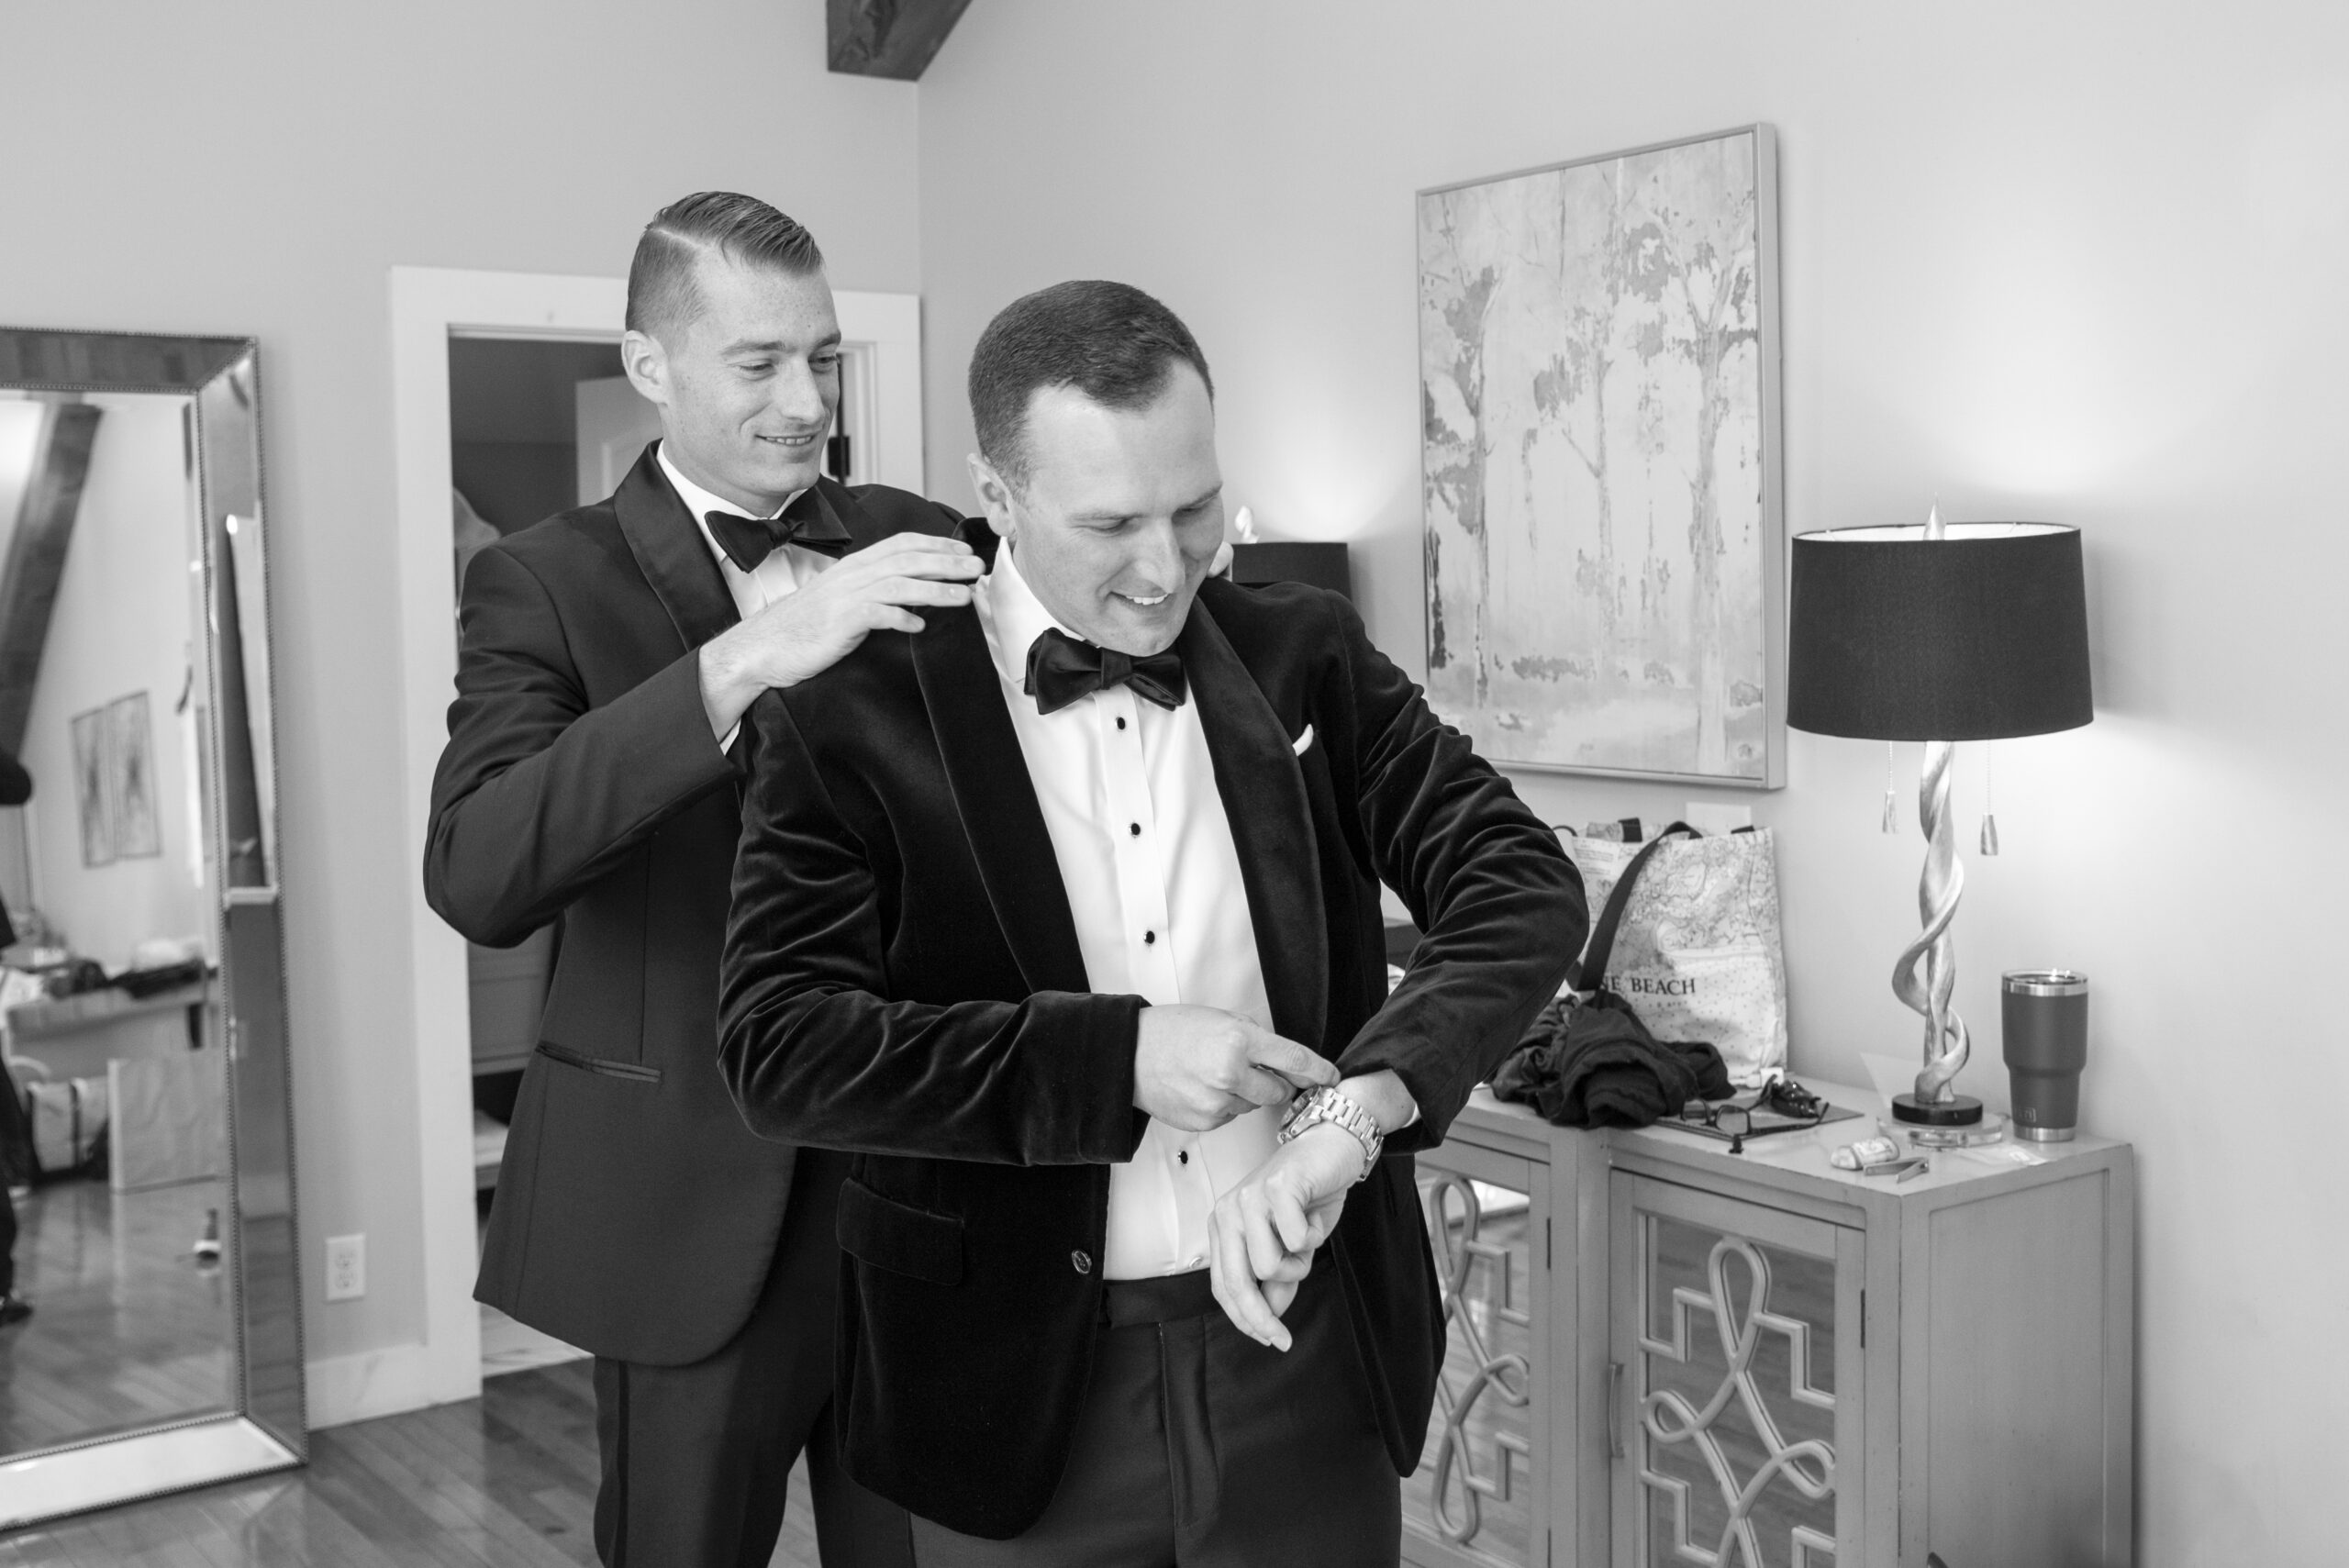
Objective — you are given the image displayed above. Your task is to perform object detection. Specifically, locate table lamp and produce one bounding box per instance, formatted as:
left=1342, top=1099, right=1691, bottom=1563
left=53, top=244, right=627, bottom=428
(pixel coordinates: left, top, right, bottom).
left=1787, top=508, right=2091, bottom=1126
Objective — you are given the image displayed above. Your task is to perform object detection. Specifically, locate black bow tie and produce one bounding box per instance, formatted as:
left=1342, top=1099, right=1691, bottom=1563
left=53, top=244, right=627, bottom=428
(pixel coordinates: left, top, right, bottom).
left=704, top=487, right=853, bottom=572
left=1024, top=628, right=1187, bottom=716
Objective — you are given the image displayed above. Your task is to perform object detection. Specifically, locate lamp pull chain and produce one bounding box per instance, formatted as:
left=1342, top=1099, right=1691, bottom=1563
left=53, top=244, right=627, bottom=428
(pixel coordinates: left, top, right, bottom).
left=1882, top=741, right=1900, bottom=834
left=1979, top=740, right=2001, bottom=856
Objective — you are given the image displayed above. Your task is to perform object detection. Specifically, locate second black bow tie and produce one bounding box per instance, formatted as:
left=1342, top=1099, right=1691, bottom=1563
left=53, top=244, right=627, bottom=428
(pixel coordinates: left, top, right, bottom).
left=1025, top=627, right=1187, bottom=717
left=705, top=487, right=853, bottom=573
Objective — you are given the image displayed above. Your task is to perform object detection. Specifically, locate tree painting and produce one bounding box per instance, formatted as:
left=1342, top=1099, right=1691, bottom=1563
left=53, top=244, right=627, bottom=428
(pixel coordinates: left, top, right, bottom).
left=1419, top=129, right=1779, bottom=783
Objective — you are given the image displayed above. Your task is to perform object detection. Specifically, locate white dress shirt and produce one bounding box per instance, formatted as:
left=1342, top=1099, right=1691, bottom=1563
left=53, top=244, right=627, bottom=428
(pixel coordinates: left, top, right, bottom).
left=659, top=442, right=832, bottom=750
left=974, top=543, right=1281, bottom=1279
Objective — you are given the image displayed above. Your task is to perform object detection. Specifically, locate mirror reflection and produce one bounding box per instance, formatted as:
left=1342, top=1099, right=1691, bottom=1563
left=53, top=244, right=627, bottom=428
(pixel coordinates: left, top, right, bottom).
left=0, top=386, right=236, bottom=1454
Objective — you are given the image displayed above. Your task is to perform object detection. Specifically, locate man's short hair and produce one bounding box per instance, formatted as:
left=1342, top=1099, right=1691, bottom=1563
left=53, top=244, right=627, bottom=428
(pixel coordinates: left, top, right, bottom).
left=968, top=281, right=1214, bottom=491
left=625, top=192, right=825, bottom=343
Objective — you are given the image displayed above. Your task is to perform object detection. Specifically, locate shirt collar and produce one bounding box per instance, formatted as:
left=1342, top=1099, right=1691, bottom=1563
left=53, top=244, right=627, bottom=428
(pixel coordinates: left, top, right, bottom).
left=657, top=440, right=803, bottom=527
left=978, top=539, right=1079, bottom=690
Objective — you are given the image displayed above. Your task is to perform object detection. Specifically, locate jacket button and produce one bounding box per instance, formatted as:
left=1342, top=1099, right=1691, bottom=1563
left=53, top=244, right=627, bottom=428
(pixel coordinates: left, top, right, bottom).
left=1070, top=1249, right=1093, bottom=1275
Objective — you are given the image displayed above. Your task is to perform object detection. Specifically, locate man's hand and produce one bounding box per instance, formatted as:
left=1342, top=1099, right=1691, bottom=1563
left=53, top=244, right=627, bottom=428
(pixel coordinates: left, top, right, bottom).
left=1208, top=1125, right=1360, bottom=1350
left=1132, top=1006, right=1336, bottom=1133
left=700, top=532, right=984, bottom=738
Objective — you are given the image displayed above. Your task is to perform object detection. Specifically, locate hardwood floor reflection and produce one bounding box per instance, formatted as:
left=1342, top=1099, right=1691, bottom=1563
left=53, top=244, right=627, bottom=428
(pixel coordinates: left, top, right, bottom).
left=0, top=1177, right=235, bottom=1453
left=0, top=1361, right=822, bottom=1567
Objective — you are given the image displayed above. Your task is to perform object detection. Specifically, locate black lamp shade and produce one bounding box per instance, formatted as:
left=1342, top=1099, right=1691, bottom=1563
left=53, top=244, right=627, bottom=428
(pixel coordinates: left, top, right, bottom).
left=1230, top=541, right=1352, bottom=600
left=1787, top=523, right=2091, bottom=741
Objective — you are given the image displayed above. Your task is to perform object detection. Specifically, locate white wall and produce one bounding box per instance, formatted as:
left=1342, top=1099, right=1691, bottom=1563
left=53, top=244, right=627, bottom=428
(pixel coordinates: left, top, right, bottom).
left=0, top=0, right=920, bottom=1378
left=917, top=3, right=2349, bottom=1559
left=17, top=395, right=207, bottom=972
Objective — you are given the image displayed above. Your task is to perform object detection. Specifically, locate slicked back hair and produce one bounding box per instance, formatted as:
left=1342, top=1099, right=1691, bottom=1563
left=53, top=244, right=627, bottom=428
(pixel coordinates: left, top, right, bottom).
left=625, top=192, right=825, bottom=344
left=968, top=281, right=1214, bottom=492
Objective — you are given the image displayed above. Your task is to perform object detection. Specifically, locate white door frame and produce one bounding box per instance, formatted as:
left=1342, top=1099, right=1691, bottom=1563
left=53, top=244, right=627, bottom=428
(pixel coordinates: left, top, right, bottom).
left=386, top=266, right=923, bottom=1419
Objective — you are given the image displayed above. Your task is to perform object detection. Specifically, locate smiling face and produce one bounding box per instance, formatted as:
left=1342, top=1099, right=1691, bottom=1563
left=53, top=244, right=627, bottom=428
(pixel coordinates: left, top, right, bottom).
left=969, top=363, right=1224, bottom=656
left=621, top=253, right=840, bottom=515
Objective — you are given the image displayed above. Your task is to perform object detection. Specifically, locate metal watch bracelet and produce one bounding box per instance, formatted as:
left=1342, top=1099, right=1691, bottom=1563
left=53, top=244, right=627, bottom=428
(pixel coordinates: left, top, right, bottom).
left=1278, top=1084, right=1385, bottom=1182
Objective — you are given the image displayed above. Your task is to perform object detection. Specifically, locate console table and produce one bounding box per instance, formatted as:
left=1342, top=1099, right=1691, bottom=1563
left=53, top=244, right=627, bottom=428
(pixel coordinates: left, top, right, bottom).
left=1402, top=1084, right=2133, bottom=1568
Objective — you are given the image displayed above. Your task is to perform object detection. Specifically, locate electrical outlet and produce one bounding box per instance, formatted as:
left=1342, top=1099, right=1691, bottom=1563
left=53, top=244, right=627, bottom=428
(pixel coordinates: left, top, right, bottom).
left=324, top=1234, right=366, bottom=1302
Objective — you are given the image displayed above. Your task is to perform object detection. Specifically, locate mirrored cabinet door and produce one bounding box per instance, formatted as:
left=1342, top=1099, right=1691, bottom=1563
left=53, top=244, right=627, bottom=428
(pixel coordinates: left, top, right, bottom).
left=0, top=328, right=301, bottom=1529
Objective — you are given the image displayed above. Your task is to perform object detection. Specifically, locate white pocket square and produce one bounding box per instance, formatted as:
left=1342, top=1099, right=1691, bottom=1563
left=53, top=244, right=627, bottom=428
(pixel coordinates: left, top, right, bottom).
left=1291, top=724, right=1316, bottom=755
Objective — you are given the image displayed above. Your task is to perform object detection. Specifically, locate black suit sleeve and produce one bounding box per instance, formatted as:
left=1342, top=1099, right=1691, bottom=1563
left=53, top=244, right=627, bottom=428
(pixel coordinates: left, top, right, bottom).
left=718, top=695, right=1148, bottom=1167
left=424, top=544, right=735, bottom=947
left=1323, top=595, right=1586, bottom=1151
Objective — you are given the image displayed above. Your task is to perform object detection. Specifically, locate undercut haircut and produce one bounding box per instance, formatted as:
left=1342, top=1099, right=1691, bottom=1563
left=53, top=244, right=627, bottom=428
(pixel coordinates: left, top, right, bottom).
left=625, top=192, right=825, bottom=344
left=968, top=280, right=1214, bottom=492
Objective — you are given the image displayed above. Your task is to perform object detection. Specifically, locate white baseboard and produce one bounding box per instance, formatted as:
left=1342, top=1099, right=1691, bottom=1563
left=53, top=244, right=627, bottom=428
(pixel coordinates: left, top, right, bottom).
left=306, top=1339, right=479, bottom=1429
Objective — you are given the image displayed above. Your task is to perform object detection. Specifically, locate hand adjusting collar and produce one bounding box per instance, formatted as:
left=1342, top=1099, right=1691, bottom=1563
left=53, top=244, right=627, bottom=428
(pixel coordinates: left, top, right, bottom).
left=1024, top=627, right=1187, bottom=716
left=705, top=485, right=852, bottom=572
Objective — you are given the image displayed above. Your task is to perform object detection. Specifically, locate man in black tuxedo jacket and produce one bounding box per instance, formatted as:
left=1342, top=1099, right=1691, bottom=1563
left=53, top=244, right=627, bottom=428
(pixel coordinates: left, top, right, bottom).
left=426, top=193, right=980, bottom=1568
left=719, top=280, right=1586, bottom=1565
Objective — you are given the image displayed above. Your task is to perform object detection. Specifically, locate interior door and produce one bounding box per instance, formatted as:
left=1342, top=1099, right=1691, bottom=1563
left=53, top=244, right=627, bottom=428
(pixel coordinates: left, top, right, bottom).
left=573, top=374, right=664, bottom=505
left=1609, top=1174, right=1864, bottom=1568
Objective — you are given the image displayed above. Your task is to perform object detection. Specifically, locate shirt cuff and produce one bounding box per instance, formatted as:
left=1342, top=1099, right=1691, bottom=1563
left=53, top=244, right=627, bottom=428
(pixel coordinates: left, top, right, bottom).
left=718, top=721, right=740, bottom=753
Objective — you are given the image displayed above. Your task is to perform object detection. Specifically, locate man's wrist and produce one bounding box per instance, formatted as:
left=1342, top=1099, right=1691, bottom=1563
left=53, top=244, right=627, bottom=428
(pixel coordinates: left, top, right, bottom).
left=698, top=635, right=756, bottom=740
left=1336, top=1070, right=1417, bottom=1134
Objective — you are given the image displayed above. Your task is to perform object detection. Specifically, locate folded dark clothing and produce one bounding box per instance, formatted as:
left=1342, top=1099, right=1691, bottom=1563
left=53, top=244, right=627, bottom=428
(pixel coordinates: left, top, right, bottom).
left=1489, top=994, right=1731, bottom=1129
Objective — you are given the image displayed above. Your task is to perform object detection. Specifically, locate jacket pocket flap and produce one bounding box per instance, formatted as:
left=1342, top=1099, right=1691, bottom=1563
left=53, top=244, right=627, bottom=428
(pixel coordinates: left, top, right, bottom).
left=837, top=1176, right=964, bottom=1285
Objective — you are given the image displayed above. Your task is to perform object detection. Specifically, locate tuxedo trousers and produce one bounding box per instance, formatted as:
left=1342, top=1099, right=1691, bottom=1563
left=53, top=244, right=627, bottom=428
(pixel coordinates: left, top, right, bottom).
left=593, top=1150, right=914, bottom=1568
left=908, top=1264, right=1401, bottom=1568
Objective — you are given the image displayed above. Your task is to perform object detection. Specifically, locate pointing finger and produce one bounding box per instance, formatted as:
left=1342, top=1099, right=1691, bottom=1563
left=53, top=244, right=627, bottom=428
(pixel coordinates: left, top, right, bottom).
left=1248, top=1031, right=1338, bottom=1091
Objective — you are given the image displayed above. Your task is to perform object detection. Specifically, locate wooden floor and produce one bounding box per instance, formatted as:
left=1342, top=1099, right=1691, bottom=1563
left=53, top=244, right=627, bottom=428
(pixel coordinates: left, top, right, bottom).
left=0, top=1360, right=821, bottom=1567
left=0, top=1177, right=235, bottom=1454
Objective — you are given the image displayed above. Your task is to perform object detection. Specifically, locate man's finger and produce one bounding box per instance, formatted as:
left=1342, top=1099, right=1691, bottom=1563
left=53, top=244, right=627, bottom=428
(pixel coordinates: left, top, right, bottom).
left=868, top=575, right=979, bottom=607
left=843, top=531, right=975, bottom=562
left=1232, top=1066, right=1296, bottom=1108
left=1268, top=1183, right=1316, bottom=1254
left=841, top=545, right=984, bottom=582
left=1209, top=1210, right=1291, bottom=1351
left=1248, top=1031, right=1338, bottom=1090
left=1239, top=1196, right=1291, bottom=1285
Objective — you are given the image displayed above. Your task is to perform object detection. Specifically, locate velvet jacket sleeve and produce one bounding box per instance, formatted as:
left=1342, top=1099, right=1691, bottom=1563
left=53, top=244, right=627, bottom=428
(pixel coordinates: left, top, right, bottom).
left=717, top=691, right=1149, bottom=1167
left=424, top=544, right=736, bottom=947
left=1321, top=595, right=1586, bottom=1151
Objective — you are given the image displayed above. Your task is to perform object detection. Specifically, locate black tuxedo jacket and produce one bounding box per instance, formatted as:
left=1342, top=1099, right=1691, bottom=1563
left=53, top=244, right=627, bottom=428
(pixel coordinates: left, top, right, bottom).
left=425, top=445, right=961, bottom=1365
left=718, top=539, right=1586, bottom=1537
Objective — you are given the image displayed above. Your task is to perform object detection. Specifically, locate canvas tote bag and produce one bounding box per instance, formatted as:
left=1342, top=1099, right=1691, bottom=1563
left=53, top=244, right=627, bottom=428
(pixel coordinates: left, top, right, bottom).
left=1560, top=819, right=1788, bottom=1086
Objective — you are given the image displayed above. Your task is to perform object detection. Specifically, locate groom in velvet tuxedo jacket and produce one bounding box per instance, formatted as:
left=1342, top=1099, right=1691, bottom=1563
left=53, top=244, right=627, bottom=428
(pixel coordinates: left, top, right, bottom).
left=719, top=281, right=1584, bottom=1565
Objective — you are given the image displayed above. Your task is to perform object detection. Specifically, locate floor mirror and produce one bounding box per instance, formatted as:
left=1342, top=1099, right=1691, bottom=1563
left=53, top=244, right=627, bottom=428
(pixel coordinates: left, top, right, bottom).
left=0, top=328, right=302, bottom=1527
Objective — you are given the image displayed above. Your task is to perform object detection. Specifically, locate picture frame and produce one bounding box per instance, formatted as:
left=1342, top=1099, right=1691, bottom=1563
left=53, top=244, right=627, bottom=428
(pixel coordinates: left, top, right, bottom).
left=70, top=705, right=114, bottom=867
left=1419, top=124, right=1786, bottom=786
left=108, top=689, right=160, bottom=859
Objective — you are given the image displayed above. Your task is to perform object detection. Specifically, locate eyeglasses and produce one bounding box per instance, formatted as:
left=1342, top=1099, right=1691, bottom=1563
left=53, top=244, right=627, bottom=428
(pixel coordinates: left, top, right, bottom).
left=1675, top=1076, right=1830, bottom=1155
left=1675, top=1098, right=1756, bottom=1153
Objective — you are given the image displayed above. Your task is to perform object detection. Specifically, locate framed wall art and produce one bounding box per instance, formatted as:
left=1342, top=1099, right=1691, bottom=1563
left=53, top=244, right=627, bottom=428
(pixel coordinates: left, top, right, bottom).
left=71, top=706, right=114, bottom=867
left=1419, top=124, right=1785, bottom=785
left=108, top=690, right=161, bottom=859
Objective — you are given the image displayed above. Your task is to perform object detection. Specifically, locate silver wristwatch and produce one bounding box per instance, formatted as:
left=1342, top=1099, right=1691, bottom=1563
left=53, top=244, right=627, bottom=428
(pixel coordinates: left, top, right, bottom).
left=1278, top=1085, right=1386, bottom=1182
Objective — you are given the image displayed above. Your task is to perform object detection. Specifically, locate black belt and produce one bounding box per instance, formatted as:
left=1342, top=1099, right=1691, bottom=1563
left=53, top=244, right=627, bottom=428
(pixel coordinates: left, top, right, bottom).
left=1101, top=1268, right=1216, bottom=1328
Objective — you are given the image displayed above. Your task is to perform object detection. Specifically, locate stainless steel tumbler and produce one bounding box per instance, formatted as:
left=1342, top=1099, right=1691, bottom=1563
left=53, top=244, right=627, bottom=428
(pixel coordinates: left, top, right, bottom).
left=2000, top=970, right=2089, bottom=1141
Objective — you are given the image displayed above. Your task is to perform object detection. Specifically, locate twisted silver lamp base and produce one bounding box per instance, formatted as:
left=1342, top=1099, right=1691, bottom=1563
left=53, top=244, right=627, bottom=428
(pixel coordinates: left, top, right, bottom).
left=1889, top=739, right=1984, bottom=1126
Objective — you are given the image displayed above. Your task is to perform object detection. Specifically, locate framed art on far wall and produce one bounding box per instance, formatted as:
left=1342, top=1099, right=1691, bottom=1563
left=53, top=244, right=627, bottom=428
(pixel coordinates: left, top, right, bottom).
left=1419, top=124, right=1785, bottom=786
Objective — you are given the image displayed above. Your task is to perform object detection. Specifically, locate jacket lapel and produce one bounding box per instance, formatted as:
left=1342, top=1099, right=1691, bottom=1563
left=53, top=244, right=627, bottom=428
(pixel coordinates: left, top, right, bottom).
left=1176, top=600, right=1330, bottom=1053
left=910, top=600, right=1093, bottom=996
left=612, top=444, right=738, bottom=653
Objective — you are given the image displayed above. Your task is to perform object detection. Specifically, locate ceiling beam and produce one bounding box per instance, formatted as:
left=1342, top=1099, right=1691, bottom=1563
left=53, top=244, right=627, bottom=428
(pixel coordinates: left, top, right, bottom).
left=828, top=0, right=973, bottom=81
left=0, top=400, right=102, bottom=755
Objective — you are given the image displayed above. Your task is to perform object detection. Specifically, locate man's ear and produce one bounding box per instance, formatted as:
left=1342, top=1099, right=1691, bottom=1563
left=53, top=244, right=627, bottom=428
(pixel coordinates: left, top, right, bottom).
left=620, top=329, right=672, bottom=413
left=964, top=452, right=1018, bottom=539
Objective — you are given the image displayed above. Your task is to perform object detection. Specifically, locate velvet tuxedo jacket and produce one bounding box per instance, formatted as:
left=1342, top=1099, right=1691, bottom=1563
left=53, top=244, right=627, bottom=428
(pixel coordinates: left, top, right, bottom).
left=425, top=445, right=962, bottom=1365
left=718, top=535, right=1586, bottom=1538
